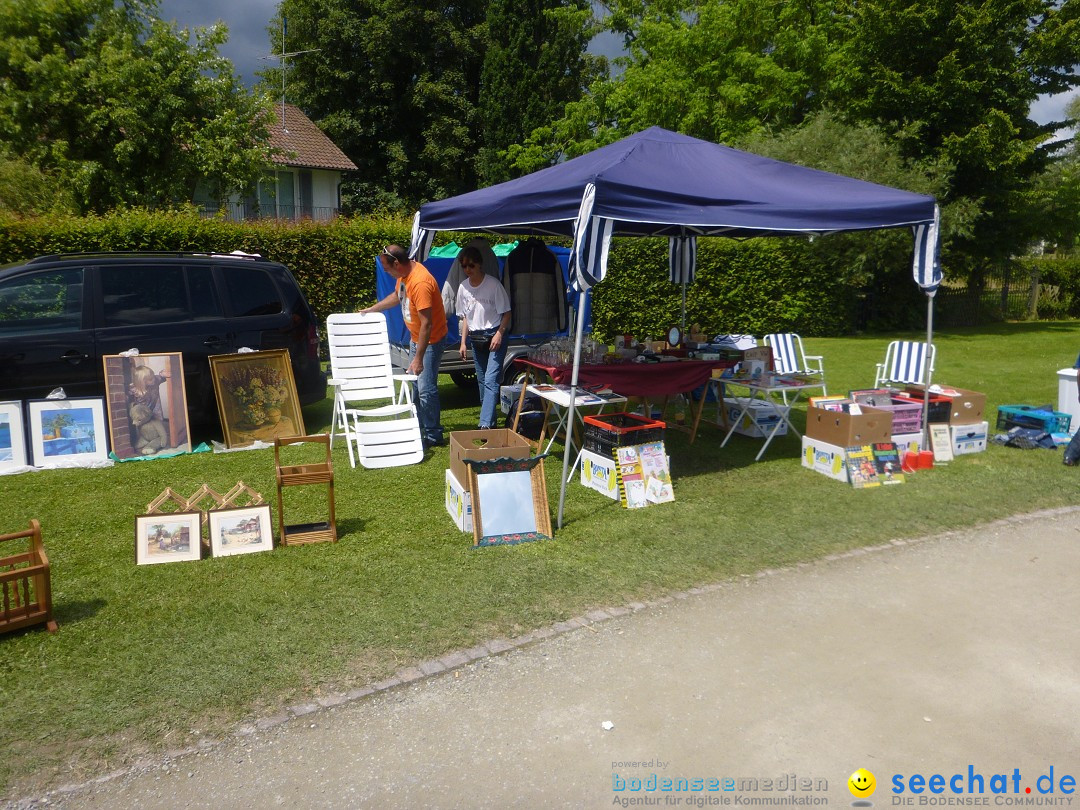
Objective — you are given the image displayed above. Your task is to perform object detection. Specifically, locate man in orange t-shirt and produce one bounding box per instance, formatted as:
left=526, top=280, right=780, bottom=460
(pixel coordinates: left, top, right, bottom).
left=362, top=245, right=449, bottom=447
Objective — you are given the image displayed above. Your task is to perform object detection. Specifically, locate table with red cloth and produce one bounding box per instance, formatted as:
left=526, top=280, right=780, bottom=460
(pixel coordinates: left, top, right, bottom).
left=512, top=357, right=728, bottom=443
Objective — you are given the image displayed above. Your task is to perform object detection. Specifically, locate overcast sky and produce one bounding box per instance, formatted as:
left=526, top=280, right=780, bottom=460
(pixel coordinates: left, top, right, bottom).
left=159, top=0, right=1077, bottom=135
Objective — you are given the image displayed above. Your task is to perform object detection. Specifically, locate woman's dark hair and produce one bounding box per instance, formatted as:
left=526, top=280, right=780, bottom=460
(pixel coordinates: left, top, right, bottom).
left=458, top=246, right=483, bottom=267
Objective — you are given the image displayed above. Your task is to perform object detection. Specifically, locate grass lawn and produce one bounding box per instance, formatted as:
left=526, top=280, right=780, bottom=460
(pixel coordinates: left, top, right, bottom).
left=2, top=321, right=1079, bottom=796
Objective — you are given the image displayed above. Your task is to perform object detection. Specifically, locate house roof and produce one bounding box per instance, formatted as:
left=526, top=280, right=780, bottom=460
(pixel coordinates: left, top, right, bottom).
left=266, top=103, right=357, bottom=172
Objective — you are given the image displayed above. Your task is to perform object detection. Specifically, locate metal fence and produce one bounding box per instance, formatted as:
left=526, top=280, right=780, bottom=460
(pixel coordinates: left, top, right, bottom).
left=193, top=203, right=341, bottom=222
left=936, top=268, right=1042, bottom=327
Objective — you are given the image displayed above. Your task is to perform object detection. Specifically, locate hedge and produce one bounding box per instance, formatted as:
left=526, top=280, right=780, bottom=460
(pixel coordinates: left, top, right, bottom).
left=0, top=209, right=930, bottom=337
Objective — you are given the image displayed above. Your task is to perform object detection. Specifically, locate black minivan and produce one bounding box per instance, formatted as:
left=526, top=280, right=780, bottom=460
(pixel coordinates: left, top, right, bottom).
left=0, top=252, right=326, bottom=423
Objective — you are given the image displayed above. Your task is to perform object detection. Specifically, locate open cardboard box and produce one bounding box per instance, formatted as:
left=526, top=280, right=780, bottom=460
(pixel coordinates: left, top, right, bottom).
left=449, top=429, right=532, bottom=492
left=905, top=385, right=986, bottom=425
left=805, top=403, right=893, bottom=447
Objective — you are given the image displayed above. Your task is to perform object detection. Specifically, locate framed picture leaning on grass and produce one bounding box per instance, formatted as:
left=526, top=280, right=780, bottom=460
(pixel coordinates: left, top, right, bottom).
left=27, top=397, right=108, bottom=468
left=103, top=352, right=191, bottom=459
left=0, top=400, right=28, bottom=472
left=135, top=512, right=202, bottom=565
left=209, top=350, right=306, bottom=449
left=208, top=505, right=274, bottom=557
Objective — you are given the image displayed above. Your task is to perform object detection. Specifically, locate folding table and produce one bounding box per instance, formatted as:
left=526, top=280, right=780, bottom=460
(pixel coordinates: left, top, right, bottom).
left=713, top=374, right=822, bottom=461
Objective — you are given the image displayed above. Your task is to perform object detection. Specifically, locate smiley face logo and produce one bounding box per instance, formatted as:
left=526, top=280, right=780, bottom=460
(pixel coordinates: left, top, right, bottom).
left=848, top=768, right=876, bottom=798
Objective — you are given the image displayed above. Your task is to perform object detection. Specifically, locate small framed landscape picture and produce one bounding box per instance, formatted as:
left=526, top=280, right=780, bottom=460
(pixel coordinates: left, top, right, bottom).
left=27, top=398, right=109, bottom=468
left=135, top=512, right=202, bottom=565
left=208, top=505, right=274, bottom=557
left=0, top=401, right=28, bottom=472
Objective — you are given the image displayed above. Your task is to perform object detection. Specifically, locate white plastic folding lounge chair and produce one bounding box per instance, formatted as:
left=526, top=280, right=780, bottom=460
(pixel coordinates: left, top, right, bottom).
left=874, top=340, right=937, bottom=388
left=762, top=333, right=827, bottom=403
left=326, top=313, right=423, bottom=469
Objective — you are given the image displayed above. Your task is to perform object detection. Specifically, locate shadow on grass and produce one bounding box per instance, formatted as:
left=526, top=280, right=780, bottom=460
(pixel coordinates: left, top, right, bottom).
left=52, top=597, right=107, bottom=627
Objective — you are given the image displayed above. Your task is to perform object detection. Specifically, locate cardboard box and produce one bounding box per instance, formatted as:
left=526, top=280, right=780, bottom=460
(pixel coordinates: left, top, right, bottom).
left=801, top=436, right=849, bottom=482
left=499, top=384, right=522, bottom=415
left=906, top=385, right=986, bottom=425
left=720, top=397, right=790, bottom=438
left=951, top=421, right=988, bottom=455
left=449, top=429, right=532, bottom=492
left=804, top=404, right=893, bottom=447
left=892, top=431, right=922, bottom=456
left=444, top=468, right=473, bottom=532
left=579, top=449, right=619, bottom=500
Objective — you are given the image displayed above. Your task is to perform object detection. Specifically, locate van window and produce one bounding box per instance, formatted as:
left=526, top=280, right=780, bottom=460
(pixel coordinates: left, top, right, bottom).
left=0, top=268, right=85, bottom=333
left=223, top=267, right=283, bottom=317
left=187, top=266, right=221, bottom=320
left=100, top=265, right=223, bottom=326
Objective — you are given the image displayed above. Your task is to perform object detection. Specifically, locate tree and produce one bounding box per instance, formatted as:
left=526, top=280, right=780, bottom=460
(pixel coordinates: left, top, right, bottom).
left=0, top=0, right=274, bottom=214
left=268, top=0, right=600, bottom=210
left=476, top=0, right=603, bottom=185
left=833, top=0, right=1080, bottom=269
left=507, top=0, right=843, bottom=173
left=267, top=0, right=489, bottom=213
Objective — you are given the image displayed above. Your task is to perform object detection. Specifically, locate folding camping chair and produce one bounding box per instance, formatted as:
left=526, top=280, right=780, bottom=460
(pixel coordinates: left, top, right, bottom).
left=762, top=333, right=827, bottom=403
left=874, top=340, right=937, bottom=388
left=326, top=313, right=423, bottom=469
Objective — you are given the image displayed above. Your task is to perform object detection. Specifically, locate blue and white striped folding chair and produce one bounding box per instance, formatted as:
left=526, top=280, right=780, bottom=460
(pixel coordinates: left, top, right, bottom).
left=763, top=333, right=827, bottom=403
left=874, top=340, right=936, bottom=388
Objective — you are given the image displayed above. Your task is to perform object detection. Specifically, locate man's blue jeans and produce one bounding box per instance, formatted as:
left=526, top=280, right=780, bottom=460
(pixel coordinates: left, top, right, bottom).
left=468, top=329, right=507, bottom=429
left=410, top=337, right=446, bottom=445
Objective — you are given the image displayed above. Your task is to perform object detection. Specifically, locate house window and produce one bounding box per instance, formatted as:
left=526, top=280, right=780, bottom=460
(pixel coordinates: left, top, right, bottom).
left=258, top=171, right=296, bottom=219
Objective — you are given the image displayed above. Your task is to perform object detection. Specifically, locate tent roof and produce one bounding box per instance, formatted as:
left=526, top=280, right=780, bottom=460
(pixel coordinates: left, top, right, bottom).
left=419, top=126, right=936, bottom=239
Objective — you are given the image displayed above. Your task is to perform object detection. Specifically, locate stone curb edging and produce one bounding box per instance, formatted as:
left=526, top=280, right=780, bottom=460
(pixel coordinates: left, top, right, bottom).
left=12, top=504, right=1080, bottom=809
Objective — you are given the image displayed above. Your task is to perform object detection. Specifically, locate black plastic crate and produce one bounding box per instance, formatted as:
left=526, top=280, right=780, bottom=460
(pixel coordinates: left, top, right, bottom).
left=583, top=412, right=666, bottom=455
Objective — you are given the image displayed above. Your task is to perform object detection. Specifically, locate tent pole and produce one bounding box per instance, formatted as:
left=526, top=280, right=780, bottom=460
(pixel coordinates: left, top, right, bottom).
left=921, top=290, right=936, bottom=451
left=557, top=288, right=590, bottom=529
left=681, top=281, right=687, bottom=329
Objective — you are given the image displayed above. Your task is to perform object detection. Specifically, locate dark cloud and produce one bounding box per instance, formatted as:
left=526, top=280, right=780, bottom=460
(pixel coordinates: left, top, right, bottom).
left=158, top=0, right=280, bottom=87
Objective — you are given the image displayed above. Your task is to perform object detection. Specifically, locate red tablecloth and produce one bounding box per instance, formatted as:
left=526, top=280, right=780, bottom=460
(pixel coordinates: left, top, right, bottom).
left=515, top=357, right=723, bottom=398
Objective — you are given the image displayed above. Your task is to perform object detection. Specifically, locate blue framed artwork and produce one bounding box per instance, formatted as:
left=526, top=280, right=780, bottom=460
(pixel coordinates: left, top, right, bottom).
left=0, top=401, right=28, bottom=472
left=28, top=398, right=109, bottom=468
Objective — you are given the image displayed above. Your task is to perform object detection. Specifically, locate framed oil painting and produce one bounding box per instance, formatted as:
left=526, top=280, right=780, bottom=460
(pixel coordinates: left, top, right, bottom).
left=208, top=505, right=273, bottom=557
left=209, top=350, right=306, bottom=448
left=0, top=401, right=28, bottom=472
left=465, top=455, right=552, bottom=547
left=135, top=512, right=202, bottom=565
left=103, top=353, right=191, bottom=459
left=28, top=398, right=108, bottom=468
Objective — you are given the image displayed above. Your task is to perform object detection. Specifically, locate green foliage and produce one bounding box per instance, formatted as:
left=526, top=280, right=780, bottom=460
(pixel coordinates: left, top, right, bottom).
left=508, top=0, right=842, bottom=172
left=1020, top=255, right=1080, bottom=318
left=477, top=0, right=603, bottom=185
left=833, top=0, right=1080, bottom=266
left=592, top=237, right=861, bottom=339
left=0, top=157, right=77, bottom=217
left=0, top=0, right=274, bottom=214
left=0, top=210, right=413, bottom=320
left=268, top=0, right=489, bottom=213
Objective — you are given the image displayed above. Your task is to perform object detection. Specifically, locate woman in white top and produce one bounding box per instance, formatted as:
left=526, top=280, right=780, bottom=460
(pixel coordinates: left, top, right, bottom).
left=456, top=246, right=513, bottom=429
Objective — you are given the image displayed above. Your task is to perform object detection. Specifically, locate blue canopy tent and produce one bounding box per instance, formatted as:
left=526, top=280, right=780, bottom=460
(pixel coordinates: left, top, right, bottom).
left=411, top=127, right=942, bottom=526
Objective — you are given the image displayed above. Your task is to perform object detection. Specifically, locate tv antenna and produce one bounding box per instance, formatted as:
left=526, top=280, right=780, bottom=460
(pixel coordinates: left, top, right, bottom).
left=260, top=17, right=320, bottom=133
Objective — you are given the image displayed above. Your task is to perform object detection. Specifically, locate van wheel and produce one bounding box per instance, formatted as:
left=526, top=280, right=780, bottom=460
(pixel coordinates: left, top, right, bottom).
left=450, top=370, right=476, bottom=388
left=501, top=367, right=528, bottom=385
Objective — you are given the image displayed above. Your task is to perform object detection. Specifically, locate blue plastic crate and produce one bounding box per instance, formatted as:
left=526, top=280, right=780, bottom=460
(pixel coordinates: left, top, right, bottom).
left=996, top=405, right=1071, bottom=434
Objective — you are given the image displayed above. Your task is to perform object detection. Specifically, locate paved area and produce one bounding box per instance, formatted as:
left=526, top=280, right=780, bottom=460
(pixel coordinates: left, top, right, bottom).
left=12, top=507, right=1080, bottom=809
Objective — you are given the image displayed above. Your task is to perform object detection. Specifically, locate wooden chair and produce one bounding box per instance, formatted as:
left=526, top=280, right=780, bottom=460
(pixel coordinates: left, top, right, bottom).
left=274, top=435, right=337, bottom=546
left=1, top=519, right=58, bottom=634
left=874, top=340, right=936, bottom=388
left=326, top=313, right=419, bottom=468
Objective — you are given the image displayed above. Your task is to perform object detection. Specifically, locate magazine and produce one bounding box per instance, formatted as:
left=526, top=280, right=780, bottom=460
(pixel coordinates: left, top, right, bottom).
left=871, top=442, right=905, bottom=484
left=844, top=445, right=881, bottom=488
